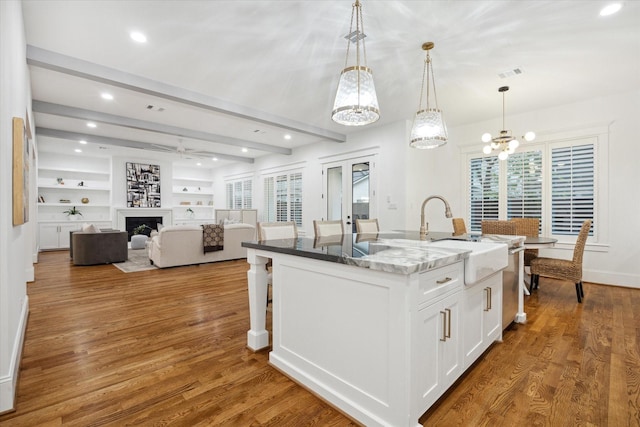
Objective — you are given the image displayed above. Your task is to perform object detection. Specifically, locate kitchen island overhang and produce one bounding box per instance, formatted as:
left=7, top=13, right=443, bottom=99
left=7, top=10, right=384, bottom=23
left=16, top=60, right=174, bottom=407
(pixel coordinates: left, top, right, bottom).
left=242, top=232, right=517, bottom=427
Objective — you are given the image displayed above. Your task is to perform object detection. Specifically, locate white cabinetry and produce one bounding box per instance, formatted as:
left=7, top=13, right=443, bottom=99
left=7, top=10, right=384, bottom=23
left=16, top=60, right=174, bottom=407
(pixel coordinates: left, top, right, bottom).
left=172, top=166, right=214, bottom=224
left=39, top=223, right=82, bottom=250
left=415, top=263, right=464, bottom=410
left=37, top=153, right=112, bottom=250
left=462, top=272, right=503, bottom=368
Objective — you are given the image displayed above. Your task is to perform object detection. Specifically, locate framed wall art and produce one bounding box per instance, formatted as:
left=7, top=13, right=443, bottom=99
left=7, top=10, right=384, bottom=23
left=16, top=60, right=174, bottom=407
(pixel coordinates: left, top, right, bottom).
left=12, top=117, right=29, bottom=226
left=126, top=162, right=161, bottom=208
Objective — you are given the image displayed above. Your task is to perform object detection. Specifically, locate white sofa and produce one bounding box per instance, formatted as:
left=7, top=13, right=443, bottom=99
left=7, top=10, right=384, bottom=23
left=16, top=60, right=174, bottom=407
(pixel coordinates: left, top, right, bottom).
left=148, top=223, right=256, bottom=268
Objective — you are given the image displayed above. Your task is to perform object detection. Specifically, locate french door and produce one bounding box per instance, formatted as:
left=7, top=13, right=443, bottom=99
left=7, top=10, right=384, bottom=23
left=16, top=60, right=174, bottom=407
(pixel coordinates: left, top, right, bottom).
left=322, top=155, right=376, bottom=233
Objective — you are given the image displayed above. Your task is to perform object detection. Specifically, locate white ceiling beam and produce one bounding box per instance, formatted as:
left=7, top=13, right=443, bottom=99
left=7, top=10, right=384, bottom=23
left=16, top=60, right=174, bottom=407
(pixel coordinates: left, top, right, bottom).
left=36, top=127, right=254, bottom=164
left=33, top=101, right=292, bottom=155
left=27, top=45, right=346, bottom=143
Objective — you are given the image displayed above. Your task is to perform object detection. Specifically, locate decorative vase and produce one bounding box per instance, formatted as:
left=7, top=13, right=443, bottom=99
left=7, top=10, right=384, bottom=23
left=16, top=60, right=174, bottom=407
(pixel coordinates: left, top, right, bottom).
left=68, top=214, right=79, bottom=221
left=81, top=197, right=89, bottom=204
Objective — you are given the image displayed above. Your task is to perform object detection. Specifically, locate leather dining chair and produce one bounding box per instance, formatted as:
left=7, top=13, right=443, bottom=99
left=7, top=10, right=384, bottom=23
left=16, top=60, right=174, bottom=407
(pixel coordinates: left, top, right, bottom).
left=530, top=219, right=591, bottom=303
left=452, top=218, right=467, bottom=236
left=313, top=220, right=344, bottom=238
left=355, top=218, right=379, bottom=233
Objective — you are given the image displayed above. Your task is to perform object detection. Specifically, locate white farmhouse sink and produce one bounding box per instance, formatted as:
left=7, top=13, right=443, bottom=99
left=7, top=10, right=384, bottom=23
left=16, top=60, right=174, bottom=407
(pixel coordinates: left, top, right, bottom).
left=428, top=240, right=508, bottom=285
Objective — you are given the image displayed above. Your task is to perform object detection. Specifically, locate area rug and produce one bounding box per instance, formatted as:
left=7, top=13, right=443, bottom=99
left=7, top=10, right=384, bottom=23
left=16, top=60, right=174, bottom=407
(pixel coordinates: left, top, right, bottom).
left=113, top=249, right=158, bottom=273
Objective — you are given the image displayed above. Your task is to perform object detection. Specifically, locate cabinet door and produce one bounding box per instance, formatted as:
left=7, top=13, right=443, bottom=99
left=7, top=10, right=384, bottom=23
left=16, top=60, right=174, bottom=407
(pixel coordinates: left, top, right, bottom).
left=415, top=291, right=463, bottom=410
left=59, top=223, right=81, bottom=249
left=462, top=283, right=485, bottom=367
left=439, top=292, right=463, bottom=390
left=483, top=274, right=503, bottom=344
left=39, top=224, right=61, bottom=250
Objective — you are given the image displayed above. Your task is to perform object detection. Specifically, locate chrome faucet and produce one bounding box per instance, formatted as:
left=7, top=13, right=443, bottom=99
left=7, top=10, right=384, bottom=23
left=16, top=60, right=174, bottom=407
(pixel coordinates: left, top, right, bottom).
left=420, top=195, right=453, bottom=239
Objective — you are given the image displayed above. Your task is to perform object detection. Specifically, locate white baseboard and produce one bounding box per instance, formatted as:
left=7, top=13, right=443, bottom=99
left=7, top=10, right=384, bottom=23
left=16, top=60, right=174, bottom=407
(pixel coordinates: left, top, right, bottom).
left=584, top=269, right=639, bottom=289
left=0, top=296, right=29, bottom=414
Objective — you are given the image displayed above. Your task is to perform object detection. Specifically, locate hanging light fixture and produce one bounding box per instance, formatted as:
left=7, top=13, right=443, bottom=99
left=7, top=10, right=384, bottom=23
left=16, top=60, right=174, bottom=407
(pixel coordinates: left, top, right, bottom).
left=482, top=86, right=535, bottom=160
left=410, top=42, right=447, bottom=149
left=331, top=0, right=380, bottom=126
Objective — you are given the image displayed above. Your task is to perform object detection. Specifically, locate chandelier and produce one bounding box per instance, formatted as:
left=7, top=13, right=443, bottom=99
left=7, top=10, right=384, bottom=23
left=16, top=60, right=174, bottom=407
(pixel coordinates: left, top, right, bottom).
left=410, top=42, right=447, bottom=149
left=482, top=86, right=535, bottom=160
left=331, top=0, right=380, bottom=126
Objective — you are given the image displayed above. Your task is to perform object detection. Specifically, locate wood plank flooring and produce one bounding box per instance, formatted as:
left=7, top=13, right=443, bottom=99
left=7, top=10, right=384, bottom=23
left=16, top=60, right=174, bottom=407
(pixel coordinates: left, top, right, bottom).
left=1, top=251, right=639, bottom=426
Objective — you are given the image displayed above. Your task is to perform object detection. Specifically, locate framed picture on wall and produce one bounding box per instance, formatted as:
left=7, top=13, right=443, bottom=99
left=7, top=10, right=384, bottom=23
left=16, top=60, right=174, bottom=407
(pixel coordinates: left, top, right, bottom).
left=12, top=117, right=29, bottom=226
left=126, top=162, right=161, bottom=207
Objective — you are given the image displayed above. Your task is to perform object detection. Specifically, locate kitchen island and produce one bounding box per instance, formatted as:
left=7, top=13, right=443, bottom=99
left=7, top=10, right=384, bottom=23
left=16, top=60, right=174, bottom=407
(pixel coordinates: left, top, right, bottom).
left=242, top=231, right=518, bottom=427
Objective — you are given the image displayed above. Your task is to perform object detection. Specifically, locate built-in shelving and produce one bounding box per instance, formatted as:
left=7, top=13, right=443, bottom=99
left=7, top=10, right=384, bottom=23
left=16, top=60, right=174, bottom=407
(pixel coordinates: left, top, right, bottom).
left=171, top=166, right=215, bottom=222
left=37, top=153, right=113, bottom=249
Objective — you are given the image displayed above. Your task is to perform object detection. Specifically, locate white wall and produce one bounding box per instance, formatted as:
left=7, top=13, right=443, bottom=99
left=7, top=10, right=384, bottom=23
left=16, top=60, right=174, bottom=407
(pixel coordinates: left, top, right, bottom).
left=0, top=0, right=33, bottom=413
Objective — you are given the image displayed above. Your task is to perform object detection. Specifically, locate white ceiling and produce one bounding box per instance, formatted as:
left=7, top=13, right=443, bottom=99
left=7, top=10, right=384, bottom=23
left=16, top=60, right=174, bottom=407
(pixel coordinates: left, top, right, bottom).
left=22, top=0, right=640, bottom=168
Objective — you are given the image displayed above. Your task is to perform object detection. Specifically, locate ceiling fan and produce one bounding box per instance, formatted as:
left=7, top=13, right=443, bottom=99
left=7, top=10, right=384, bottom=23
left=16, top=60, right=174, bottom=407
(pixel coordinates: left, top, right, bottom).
left=149, top=139, right=210, bottom=159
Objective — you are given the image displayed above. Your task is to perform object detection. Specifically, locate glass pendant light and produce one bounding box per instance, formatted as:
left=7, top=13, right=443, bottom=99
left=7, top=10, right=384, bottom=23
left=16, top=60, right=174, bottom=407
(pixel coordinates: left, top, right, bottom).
left=331, top=0, right=380, bottom=126
left=410, top=42, right=447, bottom=149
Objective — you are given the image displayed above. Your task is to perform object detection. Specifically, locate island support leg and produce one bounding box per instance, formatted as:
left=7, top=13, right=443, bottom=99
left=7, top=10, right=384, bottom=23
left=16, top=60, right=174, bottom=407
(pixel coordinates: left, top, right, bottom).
left=246, top=249, right=270, bottom=351
left=515, top=248, right=527, bottom=323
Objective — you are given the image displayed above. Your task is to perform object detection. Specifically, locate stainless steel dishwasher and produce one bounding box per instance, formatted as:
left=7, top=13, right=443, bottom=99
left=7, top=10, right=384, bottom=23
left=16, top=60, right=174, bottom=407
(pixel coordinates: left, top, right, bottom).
left=502, top=245, right=524, bottom=329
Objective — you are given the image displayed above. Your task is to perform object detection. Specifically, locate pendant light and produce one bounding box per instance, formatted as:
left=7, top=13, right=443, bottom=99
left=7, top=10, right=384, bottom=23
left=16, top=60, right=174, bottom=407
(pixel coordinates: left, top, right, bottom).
left=331, top=0, right=380, bottom=126
left=410, top=42, right=447, bottom=149
left=482, top=86, right=535, bottom=160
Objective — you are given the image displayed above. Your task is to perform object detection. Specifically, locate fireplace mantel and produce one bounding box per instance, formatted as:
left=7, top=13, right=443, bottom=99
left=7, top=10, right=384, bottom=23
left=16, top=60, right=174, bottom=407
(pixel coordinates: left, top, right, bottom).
left=116, top=208, right=172, bottom=231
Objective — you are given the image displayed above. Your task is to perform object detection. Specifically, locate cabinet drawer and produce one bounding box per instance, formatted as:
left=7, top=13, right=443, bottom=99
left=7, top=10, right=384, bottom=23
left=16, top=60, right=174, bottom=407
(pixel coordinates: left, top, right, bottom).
left=417, top=262, right=463, bottom=307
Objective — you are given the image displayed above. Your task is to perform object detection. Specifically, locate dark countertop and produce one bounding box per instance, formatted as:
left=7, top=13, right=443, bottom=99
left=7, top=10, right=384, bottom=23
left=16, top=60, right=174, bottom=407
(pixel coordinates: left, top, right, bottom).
left=242, top=231, right=475, bottom=275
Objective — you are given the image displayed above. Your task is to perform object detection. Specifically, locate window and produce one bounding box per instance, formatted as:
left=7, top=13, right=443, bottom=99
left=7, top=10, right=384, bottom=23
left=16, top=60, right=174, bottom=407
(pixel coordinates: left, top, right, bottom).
left=225, top=178, right=252, bottom=209
left=263, top=171, right=302, bottom=226
left=467, top=141, right=594, bottom=237
left=551, top=144, right=594, bottom=235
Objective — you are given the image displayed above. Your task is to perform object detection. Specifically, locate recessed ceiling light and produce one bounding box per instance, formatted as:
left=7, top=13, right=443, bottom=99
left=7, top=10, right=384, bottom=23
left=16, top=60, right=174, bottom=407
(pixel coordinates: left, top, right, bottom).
left=196, top=162, right=202, bottom=166
left=242, top=148, right=248, bottom=153
left=284, top=134, right=292, bottom=140
left=212, top=157, right=218, bottom=161
left=130, top=31, right=147, bottom=43
left=101, top=92, right=114, bottom=101
left=86, top=122, right=97, bottom=128
left=74, top=149, right=82, bottom=153
left=79, top=140, right=87, bottom=144
left=600, top=3, right=622, bottom=16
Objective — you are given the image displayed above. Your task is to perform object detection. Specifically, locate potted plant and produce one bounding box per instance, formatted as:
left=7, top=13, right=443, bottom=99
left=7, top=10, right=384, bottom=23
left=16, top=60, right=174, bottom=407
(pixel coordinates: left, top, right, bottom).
left=186, top=207, right=195, bottom=219
left=63, top=206, right=82, bottom=221
left=133, top=224, right=152, bottom=236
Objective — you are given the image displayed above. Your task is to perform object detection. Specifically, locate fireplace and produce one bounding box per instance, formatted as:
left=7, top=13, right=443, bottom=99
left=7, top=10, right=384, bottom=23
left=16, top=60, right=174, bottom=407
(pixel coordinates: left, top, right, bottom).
left=115, top=208, right=173, bottom=239
left=125, top=216, right=162, bottom=241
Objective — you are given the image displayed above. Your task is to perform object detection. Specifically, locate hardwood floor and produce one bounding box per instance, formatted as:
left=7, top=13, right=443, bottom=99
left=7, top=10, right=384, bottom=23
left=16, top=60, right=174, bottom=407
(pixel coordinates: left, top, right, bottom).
left=1, top=251, right=639, bottom=426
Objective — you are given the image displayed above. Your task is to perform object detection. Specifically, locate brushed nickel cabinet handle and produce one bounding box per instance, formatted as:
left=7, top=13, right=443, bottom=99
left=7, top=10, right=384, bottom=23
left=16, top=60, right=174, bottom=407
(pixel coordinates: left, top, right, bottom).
left=484, top=287, right=490, bottom=311
left=440, top=311, right=447, bottom=341
left=445, top=308, right=451, bottom=339
left=436, top=277, right=452, bottom=284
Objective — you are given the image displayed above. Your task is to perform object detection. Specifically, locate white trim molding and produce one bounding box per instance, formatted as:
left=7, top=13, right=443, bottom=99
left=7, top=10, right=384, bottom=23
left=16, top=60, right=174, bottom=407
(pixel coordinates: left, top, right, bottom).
left=0, top=296, right=29, bottom=413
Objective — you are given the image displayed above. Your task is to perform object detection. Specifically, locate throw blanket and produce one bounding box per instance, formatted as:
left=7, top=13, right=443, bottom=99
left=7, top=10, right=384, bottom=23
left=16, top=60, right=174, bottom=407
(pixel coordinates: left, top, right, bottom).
left=202, top=224, right=224, bottom=253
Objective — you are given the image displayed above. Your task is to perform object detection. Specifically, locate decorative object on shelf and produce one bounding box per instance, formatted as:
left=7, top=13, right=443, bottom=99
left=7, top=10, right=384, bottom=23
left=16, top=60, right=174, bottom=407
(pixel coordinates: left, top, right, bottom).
left=180, top=201, right=191, bottom=205
left=186, top=207, right=195, bottom=219
left=183, top=187, right=188, bottom=192
left=208, top=201, right=213, bottom=206
left=410, top=42, right=447, bottom=149
left=331, top=0, right=379, bottom=127
left=57, top=178, right=64, bottom=185
left=63, top=206, right=83, bottom=221
left=482, top=86, right=535, bottom=160
left=196, top=201, right=203, bottom=206
left=38, top=195, right=45, bottom=203
left=81, top=197, right=89, bottom=204
left=126, top=162, right=161, bottom=208
left=59, top=199, right=71, bottom=203
left=77, top=181, right=84, bottom=186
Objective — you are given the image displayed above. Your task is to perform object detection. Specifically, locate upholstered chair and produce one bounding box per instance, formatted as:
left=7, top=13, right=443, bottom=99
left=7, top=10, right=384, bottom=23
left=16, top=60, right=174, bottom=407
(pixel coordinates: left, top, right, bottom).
left=313, top=220, right=344, bottom=238
left=355, top=218, right=379, bottom=233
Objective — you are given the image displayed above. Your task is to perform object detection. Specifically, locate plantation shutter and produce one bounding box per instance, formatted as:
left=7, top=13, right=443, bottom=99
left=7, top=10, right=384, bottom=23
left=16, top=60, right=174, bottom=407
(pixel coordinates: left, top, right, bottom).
left=225, top=183, right=233, bottom=209
left=289, top=172, right=303, bottom=226
left=242, top=179, right=252, bottom=208
left=469, top=156, right=499, bottom=231
left=507, top=150, right=543, bottom=228
left=551, top=144, right=594, bottom=235
left=263, top=177, right=275, bottom=222
left=276, top=174, right=288, bottom=221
